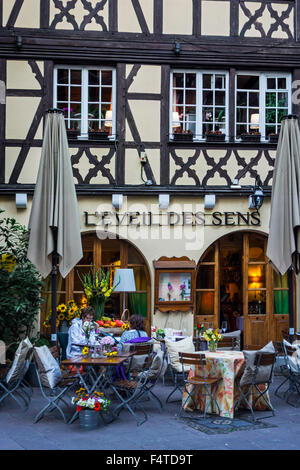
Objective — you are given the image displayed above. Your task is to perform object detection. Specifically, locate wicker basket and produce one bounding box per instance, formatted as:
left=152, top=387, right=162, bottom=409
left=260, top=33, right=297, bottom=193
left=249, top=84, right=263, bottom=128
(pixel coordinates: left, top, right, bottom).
left=121, top=309, right=130, bottom=323
left=98, top=327, right=123, bottom=336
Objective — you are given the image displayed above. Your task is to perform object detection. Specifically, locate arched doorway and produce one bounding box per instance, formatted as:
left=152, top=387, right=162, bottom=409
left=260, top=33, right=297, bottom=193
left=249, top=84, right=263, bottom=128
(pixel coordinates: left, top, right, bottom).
left=195, top=231, right=293, bottom=347
left=41, top=233, right=151, bottom=334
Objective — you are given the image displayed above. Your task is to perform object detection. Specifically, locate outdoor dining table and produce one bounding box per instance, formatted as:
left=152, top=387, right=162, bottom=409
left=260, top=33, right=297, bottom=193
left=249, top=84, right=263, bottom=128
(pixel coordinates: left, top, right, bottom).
left=182, top=350, right=273, bottom=419
left=62, top=352, right=134, bottom=424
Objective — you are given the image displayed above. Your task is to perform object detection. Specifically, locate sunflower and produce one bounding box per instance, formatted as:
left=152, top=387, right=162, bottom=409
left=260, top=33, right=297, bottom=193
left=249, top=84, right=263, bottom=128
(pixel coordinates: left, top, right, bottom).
left=56, top=319, right=60, bottom=327
left=82, top=347, right=89, bottom=356
left=57, top=304, right=67, bottom=313
left=57, top=313, right=65, bottom=321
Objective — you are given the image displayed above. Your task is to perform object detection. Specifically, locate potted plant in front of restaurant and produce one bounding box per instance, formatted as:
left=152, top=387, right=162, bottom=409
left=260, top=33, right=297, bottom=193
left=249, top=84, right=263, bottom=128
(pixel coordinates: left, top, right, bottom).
left=203, top=328, right=223, bottom=352
left=66, top=127, right=80, bottom=140
left=172, top=129, right=194, bottom=142
left=72, top=389, right=110, bottom=430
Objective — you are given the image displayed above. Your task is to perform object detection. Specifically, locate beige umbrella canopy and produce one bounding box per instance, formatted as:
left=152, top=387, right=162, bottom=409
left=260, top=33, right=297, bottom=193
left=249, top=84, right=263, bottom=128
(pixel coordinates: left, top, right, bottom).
left=266, top=114, right=300, bottom=336
left=266, top=115, right=300, bottom=275
left=27, top=110, right=83, bottom=340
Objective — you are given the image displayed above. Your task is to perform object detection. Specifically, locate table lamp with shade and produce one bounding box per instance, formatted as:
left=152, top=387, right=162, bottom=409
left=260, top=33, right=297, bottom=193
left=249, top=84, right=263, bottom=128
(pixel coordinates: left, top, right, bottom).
left=112, top=268, right=136, bottom=313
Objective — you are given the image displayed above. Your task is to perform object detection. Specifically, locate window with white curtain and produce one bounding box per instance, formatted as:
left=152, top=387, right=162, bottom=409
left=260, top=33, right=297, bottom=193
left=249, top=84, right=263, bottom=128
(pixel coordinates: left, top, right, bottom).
left=170, top=70, right=229, bottom=140
left=53, top=65, right=116, bottom=139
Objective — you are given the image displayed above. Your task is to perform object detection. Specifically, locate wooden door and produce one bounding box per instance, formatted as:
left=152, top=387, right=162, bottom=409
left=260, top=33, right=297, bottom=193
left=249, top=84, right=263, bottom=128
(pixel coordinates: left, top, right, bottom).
left=243, top=233, right=271, bottom=348
left=270, top=269, right=291, bottom=342
left=195, top=242, right=219, bottom=330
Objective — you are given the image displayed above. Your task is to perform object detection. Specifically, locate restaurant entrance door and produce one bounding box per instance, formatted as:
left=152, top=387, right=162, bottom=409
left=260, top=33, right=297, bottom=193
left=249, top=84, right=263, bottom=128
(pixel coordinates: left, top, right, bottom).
left=196, top=231, right=292, bottom=347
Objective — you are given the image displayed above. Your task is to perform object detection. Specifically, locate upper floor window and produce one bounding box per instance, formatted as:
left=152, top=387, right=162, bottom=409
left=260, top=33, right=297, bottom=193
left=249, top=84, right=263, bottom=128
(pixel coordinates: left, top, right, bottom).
left=170, top=70, right=229, bottom=141
left=54, top=66, right=116, bottom=139
left=236, top=73, right=291, bottom=140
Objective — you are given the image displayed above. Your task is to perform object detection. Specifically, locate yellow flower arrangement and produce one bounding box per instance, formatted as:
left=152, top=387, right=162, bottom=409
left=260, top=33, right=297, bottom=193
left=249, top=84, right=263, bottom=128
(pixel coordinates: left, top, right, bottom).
left=0, top=253, right=16, bottom=272
left=203, top=328, right=223, bottom=343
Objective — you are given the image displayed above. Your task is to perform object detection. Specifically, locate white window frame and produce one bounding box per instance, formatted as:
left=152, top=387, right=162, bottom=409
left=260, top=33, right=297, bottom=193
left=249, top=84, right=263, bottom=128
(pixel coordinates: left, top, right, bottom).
left=235, top=71, right=291, bottom=141
left=169, top=69, right=229, bottom=142
left=53, top=65, right=116, bottom=140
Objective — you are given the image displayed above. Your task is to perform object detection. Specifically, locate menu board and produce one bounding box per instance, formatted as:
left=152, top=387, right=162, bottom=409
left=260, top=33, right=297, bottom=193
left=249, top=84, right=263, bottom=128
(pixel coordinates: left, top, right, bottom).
left=158, top=272, right=192, bottom=302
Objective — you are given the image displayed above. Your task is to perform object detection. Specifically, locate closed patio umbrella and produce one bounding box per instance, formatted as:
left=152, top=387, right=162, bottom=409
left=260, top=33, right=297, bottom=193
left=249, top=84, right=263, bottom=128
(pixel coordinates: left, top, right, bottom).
left=266, top=114, right=300, bottom=335
left=27, top=109, right=83, bottom=343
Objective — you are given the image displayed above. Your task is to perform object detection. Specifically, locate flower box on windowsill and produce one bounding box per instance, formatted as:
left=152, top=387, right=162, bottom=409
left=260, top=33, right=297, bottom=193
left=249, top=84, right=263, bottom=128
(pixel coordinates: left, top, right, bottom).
left=268, top=134, right=279, bottom=143
left=205, top=132, right=226, bottom=142
left=88, top=131, right=109, bottom=141
left=172, top=132, right=193, bottom=142
left=240, top=133, right=261, bottom=142
left=67, top=129, right=80, bottom=140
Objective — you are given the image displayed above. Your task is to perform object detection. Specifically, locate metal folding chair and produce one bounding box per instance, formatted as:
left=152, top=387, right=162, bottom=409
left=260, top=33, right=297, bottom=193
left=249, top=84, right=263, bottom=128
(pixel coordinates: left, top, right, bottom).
left=273, top=341, right=290, bottom=398
left=235, top=352, right=276, bottom=422
left=110, top=345, right=155, bottom=426
left=0, top=345, right=33, bottom=411
left=33, top=347, right=79, bottom=423
left=282, top=342, right=300, bottom=407
left=178, top=352, right=221, bottom=419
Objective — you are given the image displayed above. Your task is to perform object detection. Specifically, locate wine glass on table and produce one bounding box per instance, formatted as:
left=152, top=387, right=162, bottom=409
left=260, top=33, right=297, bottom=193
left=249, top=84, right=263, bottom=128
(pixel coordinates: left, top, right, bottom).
left=221, top=321, right=228, bottom=333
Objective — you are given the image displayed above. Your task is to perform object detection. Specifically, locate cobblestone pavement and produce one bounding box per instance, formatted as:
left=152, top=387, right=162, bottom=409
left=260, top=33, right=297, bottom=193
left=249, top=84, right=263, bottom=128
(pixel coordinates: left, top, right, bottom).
left=0, top=375, right=300, bottom=450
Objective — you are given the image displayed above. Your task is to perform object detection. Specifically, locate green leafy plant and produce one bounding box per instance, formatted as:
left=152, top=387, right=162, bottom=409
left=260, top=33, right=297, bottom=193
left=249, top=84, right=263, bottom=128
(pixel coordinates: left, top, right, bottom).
left=0, top=210, right=44, bottom=346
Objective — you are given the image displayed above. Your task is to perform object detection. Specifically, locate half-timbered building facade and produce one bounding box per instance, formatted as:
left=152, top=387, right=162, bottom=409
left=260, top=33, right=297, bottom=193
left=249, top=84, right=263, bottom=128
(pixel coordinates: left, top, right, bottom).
left=0, top=0, right=299, bottom=346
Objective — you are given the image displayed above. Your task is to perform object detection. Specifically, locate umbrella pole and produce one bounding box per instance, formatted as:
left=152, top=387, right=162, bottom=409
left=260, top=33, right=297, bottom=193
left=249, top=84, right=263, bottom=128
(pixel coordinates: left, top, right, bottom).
left=288, top=266, right=295, bottom=342
left=51, top=227, right=58, bottom=346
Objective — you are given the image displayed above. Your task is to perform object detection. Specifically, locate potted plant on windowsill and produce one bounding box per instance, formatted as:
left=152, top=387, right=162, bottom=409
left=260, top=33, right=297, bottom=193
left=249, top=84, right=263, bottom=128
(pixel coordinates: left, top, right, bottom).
left=205, top=130, right=226, bottom=142
left=66, top=128, right=80, bottom=140
left=172, top=129, right=193, bottom=142
left=88, top=128, right=109, bottom=141
left=268, top=133, right=279, bottom=143
left=240, top=131, right=261, bottom=142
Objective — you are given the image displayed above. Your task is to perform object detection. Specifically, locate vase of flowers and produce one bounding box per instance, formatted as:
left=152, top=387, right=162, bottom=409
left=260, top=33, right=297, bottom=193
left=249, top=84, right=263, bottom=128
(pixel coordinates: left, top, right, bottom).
left=43, top=300, right=82, bottom=331
left=203, top=328, right=223, bottom=352
left=100, top=335, right=115, bottom=353
left=72, top=389, right=110, bottom=430
left=80, top=269, right=118, bottom=320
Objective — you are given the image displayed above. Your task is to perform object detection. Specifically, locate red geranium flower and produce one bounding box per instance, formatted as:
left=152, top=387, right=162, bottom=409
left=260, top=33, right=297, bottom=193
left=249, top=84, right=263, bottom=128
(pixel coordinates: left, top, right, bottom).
left=94, top=402, right=101, bottom=411
left=76, top=406, right=82, bottom=412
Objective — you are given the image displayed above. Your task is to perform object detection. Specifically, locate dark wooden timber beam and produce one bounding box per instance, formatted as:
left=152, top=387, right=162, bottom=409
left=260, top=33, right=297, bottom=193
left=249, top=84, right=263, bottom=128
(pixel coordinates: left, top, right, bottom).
left=0, top=184, right=272, bottom=197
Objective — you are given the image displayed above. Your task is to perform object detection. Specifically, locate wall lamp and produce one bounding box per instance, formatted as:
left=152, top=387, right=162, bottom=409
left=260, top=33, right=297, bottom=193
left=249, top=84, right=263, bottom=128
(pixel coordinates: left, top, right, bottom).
left=16, top=36, right=22, bottom=50
left=204, top=194, right=216, bottom=210
left=112, top=194, right=123, bottom=211
left=174, top=42, right=181, bottom=56
left=15, top=193, right=27, bottom=209
left=249, top=176, right=264, bottom=210
left=158, top=194, right=170, bottom=210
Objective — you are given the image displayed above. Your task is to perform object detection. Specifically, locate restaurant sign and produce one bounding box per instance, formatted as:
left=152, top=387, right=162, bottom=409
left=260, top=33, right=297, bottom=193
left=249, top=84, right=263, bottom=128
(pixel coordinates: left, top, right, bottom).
left=84, top=210, right=261, bottom=227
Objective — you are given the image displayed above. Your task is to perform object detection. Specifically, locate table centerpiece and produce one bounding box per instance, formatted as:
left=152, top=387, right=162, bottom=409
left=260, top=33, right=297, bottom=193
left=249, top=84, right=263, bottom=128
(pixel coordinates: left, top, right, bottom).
left=203, top=328, right=223, bottom=352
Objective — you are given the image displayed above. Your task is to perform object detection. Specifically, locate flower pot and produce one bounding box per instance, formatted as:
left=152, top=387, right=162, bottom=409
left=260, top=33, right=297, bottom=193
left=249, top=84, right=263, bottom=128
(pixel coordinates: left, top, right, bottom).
left=268, top=134, right=279, bottom=143
left=205, top=133, right=225, bottom=142
left=173, top=133, right=193, bottom=142
left=240, top=133, right=261, bottom=142
left=88, top=131, right=109, bottom=140
left=79, top=409, right=100, bottom=430
left=208, top=341, right=218, bottom=352
left=67, top=130, right=79, bottom=140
